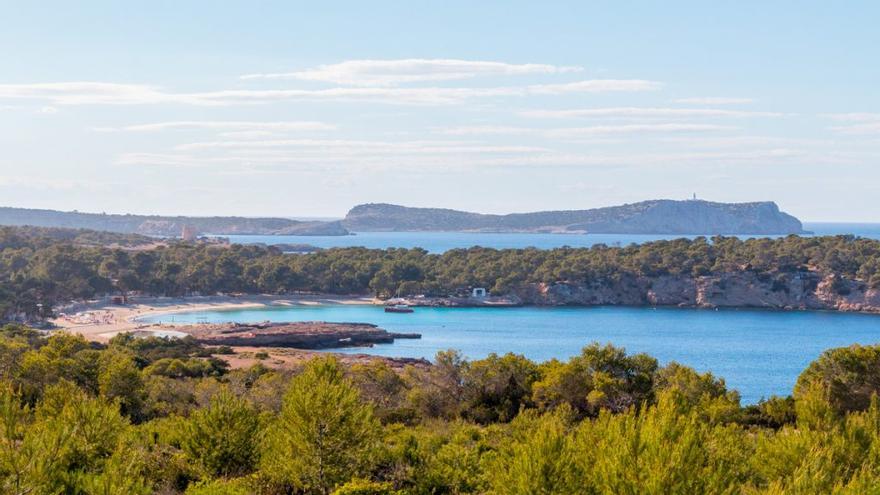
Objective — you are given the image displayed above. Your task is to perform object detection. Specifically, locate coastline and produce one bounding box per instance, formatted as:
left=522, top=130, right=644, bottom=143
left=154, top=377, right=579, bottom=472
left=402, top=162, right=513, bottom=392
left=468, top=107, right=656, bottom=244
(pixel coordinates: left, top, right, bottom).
left=53, top=288, right=880, bottom=345
left=50, top=294, right=432, bottom=371
left=52, top=294, right=376, bottom=343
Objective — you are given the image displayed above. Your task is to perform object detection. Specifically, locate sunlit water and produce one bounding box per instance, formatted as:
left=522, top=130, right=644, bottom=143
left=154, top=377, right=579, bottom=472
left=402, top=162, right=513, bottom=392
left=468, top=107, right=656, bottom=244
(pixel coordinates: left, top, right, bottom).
left=217, top=223, right=880, bottom=254
left=142, top=304, right=880, bottom=404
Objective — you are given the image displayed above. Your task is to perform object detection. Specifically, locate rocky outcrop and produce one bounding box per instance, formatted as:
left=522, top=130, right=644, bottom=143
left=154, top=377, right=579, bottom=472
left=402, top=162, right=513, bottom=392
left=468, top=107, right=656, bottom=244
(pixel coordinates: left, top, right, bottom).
left=509, top=272, right=880, bottom=312
left=342, top=200, right=806, bottom=235
left=183, top=321, right=420, bottom=349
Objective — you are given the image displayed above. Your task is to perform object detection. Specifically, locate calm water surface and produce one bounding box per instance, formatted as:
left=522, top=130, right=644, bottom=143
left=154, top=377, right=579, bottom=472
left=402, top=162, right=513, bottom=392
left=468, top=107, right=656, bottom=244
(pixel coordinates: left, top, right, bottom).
left=219, top=223, right=880, bottom=253
left=143, top=305, right=880, bottom=404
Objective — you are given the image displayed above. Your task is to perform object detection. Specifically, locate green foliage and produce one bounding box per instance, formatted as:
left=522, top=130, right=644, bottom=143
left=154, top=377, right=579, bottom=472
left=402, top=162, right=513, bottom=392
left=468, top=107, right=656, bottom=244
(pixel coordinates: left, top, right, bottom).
left=654, top=362, right=741, bottom=422
left=461, top=352, right=539, bottom=424
left=485, top=408, right=579, bottom=494
left=262, top=356, right=380, bottom=494
left=532, top=343, right=657, bottom=416
left=5, top=323, right=880, bottom=492
left=795, top=344, right=880, bottom=415
left=146, top=357, right=228, bottom=378
left=99, top=348, right=146, bottom=420
left=332, top=478, right=400, bottom=494
left=184, top=478, right=253, bottom=494
left=349, top=360, right=411, bottom=423
left=0, top=380, right=150, bottom=494
left=741, top=396, right=797, bottom=429
left=181, top=388, right=261, bottom=478
left=4, top=228, right=880, bottom=319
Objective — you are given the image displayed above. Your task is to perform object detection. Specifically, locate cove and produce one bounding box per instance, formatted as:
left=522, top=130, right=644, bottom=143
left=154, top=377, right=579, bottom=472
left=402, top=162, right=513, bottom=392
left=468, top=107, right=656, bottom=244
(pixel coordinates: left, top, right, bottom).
left=142, top=305, right=880, bottom=404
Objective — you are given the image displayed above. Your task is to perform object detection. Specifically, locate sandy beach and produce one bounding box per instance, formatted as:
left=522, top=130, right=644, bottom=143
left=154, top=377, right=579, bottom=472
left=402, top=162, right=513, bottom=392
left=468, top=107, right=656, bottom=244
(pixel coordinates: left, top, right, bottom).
left=51, top=294, right=377, bottom=343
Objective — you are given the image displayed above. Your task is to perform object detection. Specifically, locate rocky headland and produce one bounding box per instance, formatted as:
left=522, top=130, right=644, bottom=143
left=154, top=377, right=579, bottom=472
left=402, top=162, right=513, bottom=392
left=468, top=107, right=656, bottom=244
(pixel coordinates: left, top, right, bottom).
left=342, top=199, right=807, bottom=235
left=517, top=272, right=880, bottom=312
left=182, top=321, right=421, bottom=349
left=390, top=272, right=880, bottom=313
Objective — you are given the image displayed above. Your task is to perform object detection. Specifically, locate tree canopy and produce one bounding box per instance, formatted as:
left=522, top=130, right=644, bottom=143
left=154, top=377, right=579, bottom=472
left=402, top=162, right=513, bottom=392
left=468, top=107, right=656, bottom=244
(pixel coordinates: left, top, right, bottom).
left=2, top=324, right=880, bottom=493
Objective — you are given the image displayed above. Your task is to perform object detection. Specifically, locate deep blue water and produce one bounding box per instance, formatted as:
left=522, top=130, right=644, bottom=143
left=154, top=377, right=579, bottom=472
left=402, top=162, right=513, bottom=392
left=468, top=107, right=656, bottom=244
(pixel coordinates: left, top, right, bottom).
left=218, top=223, right=880, bottom=254
left=142, top=305, right=880, bottom=404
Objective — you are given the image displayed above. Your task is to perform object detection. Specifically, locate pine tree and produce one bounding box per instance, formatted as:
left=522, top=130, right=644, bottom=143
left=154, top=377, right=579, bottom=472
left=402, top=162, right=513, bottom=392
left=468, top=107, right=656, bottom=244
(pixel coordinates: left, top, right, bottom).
left=261, top=357, right=380, bottom=494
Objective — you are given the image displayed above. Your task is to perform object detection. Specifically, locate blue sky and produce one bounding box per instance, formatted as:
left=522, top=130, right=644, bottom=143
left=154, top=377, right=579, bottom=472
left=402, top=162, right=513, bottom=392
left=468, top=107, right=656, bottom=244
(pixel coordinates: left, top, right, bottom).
left=1, top=1, right=878, bottom=220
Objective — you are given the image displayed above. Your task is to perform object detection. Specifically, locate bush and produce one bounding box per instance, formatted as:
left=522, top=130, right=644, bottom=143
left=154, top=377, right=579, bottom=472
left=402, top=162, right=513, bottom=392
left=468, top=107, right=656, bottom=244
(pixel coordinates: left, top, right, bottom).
left=181, top=389, right=262, bottom=477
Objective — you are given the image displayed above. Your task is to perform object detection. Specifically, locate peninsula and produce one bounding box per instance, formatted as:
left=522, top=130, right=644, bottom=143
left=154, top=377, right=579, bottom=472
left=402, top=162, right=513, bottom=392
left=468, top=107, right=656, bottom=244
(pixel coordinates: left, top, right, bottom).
left=342, top=200, right=807, bottom=235
left=0, top=206, right=350, bottom=236
left=0, top=199, right=806, bottom=237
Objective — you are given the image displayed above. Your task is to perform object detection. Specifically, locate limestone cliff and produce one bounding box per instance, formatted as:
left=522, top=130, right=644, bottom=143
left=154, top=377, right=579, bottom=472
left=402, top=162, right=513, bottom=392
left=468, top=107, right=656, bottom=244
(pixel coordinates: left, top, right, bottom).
left=512, top=272, right=880, bottom=313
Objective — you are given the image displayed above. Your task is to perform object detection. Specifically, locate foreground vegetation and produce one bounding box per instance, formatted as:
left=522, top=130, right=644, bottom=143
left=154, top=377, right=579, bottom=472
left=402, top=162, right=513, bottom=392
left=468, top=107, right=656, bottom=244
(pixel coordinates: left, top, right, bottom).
left=3, top=324, right=880, bottom=493
left=4, top=225, right=880, bottom=319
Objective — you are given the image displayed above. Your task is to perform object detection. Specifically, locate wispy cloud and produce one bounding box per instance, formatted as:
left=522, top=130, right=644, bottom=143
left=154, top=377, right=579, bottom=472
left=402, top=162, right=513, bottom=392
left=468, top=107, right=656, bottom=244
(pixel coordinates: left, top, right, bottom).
left=545, top=123, right=734, bottom=137
left=0, top=80, right=660, bottom=106
left=823, top=113, right=880, bottom=122
left=103, top=120, right=336, bottom=132
left=826, top=113, right=880, bottom=134
left=173, top=138, right=549, bottom=154
left=434, top=125, right=535, bottom=136
left=240, top=59, right=583, bottom=86
left=0, top=82, right=180, bottom=105
left=521, top=107, right=784, bottom=119
left=435, top=123, right=730, bottom=138
left=830, top=122, right=880, bottom=135
left=656, top=135, right=836, bottom=148
left=526, top=80, right=661, bottom=94
left=116, top=146, right=835, bottom=173
left=673, top=97, right=754, bottom=105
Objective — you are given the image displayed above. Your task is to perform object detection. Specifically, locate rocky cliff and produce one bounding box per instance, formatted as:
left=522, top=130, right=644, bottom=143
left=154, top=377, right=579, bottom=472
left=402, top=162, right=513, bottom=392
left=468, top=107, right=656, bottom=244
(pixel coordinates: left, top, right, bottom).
left=343, top=200, right=806, bottom=234
left=511, top=272, right=880, bottom=312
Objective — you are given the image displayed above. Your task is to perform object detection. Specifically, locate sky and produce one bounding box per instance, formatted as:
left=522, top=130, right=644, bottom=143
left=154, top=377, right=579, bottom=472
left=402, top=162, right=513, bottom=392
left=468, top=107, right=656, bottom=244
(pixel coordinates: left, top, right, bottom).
left=1, top=1, right=879, bottom=221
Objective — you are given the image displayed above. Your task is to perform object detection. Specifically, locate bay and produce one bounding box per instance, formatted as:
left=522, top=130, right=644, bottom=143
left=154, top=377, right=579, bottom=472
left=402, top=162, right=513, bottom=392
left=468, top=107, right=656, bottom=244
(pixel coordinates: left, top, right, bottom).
left=142, top=304, right=880, bottom=404
left=218, top=222, right=880, bottom=254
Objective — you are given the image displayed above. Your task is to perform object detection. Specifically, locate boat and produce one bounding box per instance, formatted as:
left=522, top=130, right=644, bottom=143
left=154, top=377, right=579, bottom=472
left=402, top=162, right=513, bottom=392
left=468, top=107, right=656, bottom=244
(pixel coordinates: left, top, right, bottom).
left=384, top=304, right=414, bottom=313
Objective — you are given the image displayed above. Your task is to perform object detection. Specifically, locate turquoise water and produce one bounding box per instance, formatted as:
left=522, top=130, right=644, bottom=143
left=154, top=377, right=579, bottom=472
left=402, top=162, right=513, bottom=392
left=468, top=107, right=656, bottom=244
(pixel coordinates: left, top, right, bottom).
left=219, top=223, right=880, bottom=254
left=142, top=305, right=880, bottom=404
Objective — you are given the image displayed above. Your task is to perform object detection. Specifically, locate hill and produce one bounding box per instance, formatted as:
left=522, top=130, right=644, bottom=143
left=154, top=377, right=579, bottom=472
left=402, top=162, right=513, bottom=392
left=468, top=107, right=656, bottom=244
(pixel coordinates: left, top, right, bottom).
left=342, top=200, right=807, bottom=235
left=0, top=207, right=350, bottom=237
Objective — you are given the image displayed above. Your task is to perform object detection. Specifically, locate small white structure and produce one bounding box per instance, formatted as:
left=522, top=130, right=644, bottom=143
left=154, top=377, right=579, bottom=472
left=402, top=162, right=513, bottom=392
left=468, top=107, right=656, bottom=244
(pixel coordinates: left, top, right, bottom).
left=472, top=288, right=487, bottom=298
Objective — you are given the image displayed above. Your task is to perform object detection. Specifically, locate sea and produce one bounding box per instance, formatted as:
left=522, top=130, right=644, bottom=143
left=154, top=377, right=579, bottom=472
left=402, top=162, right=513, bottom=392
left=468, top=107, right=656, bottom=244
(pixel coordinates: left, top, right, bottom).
left=181, top=222, right=880, bottom=404
left=144, top=304, right=880, bottom=405
left=217, top=223, right=880, bottom=254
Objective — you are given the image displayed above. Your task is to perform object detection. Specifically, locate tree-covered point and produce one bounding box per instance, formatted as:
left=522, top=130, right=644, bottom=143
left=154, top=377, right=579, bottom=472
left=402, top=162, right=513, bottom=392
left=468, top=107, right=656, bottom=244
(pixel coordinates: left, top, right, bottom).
left=2, top=324, right=880, bottom=493
left=3, top=225, right=880, bottom=319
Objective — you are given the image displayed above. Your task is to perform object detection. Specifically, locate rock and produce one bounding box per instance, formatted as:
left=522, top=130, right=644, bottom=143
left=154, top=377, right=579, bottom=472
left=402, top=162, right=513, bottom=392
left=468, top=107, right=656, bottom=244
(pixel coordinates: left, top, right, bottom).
left=182, top=321, right=420, bottom=349
left=507, top=271, right=880, bottom=313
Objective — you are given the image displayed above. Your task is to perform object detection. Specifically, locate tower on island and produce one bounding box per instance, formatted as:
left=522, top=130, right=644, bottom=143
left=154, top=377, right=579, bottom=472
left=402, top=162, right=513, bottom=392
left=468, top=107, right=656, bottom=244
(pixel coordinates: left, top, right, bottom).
left=181, top=224, right=199, bottom=241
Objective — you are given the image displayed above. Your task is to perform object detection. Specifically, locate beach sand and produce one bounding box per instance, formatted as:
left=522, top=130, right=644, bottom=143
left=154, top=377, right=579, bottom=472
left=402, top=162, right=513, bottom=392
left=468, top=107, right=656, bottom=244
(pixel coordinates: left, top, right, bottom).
left=51, top=294, right=377, bottom=343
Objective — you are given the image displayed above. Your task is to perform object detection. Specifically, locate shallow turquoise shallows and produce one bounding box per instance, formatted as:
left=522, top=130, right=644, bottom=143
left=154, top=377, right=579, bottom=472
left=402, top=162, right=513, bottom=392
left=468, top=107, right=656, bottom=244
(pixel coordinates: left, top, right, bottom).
left=142, top=305, right=880, bottom=405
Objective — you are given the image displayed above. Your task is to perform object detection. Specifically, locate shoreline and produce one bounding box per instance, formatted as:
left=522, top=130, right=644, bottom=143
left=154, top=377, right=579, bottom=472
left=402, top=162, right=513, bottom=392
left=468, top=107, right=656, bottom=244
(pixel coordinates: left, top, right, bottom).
left=53, top=293, right=880, bottom=345
left=52, top=294, right=376, bottom=342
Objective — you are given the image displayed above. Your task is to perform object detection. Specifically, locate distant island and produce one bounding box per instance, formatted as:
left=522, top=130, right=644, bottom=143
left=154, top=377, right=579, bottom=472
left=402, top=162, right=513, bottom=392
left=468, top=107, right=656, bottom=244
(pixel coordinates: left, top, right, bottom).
left=0, top=207, right=350, bottom=237
left=342, top=200, right=807, bottom=235
left=0, top=199, right=807, bottom=237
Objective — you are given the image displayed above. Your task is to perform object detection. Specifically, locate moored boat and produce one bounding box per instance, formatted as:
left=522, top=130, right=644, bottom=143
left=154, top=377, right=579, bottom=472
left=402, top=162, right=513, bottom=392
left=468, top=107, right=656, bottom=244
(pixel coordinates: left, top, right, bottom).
left=385, top=304, right=414, bottom=313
